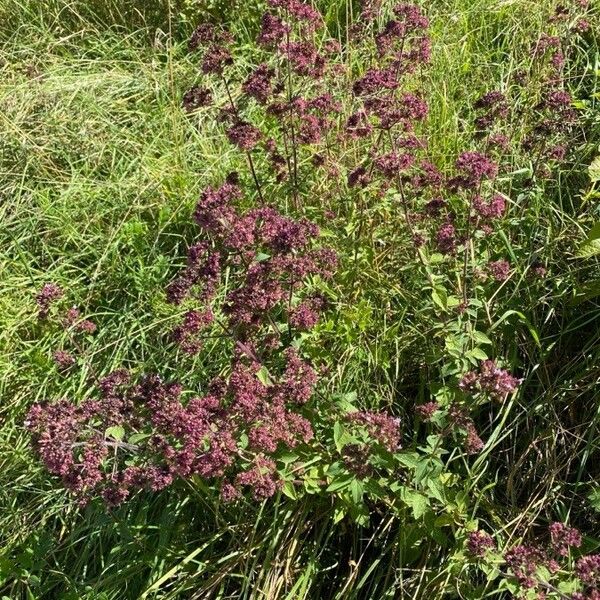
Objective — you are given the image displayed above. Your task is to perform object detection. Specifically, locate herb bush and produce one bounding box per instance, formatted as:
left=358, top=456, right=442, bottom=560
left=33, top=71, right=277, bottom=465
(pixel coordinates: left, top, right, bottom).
left=3, top=0, right=600, bottom=597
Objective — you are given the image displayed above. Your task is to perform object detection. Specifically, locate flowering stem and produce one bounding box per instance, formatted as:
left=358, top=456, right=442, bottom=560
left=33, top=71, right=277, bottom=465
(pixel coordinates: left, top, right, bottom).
left=284, top=23, right=300, bottom=209
left=221, top=75, right=266, bottom=205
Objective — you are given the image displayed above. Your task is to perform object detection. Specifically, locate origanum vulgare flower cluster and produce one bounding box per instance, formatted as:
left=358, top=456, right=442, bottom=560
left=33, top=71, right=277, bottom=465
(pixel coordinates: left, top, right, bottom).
left=459, top=360, right=521, bottom=402
left=25, top=0, right=593, bottom=511
left=27, top=347, right=319, bottom=504
left=27, top=180, right=339, bottom=504
left=467, top=521, right=600, bottom=598
left=28, top=0, right=425, bottom=507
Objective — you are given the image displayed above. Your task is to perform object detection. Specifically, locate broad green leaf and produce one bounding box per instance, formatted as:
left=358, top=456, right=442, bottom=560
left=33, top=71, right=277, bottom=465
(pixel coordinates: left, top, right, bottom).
left=326, top=474, right=354, bottom=492
left=256, top=366, right=271, bottom=386
left=589, top=155, right=600, bottom=182
left=468, top=347, right=488, bottom=361
left=432, top=287, right=448, bottom=311
left=473, top=331, right=493, bottom=346
left=333, top=504, right=346, bottom=524
left=395, top=452, right=421, bottom=471
left=578, top=222, right=600, bottom=258
left=350, top=479, right=363, bottom=504
left=588, top=487, right=600, bottom=512
left=426, top=478, right=447, bottom=504
left=105, top=425, right=125, bottom=441
left=281, top=481, right=298, bottom=500
left=333, top=421, right=344, bottom=452
left=334, top=391, right=358, bottom=412
left=276, top=451, right=299, bottom=465
left=400, top=488, right=429, bottom=519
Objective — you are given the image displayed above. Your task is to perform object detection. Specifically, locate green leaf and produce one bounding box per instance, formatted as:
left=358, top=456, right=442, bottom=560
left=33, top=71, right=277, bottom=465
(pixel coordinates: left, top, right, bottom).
left=333, top=503, right=346, bottom=524
left=588, top=487, right=600, bottom=512
left=558, top=579, right=579, bottom=594
left=105, top=425, right=125, bottom=441
left=468, top=347, right=488, bottom=361
left=281, top=481, right=298, bottom=500
left=395, top=452, right=421, bottom=471
left=333, top=421, right=344, bottom=452
left=578, top=222, right=600, bottom=258
left=326, top=474, right=354, bottom=492
left=128, top=432, right=150, bottom=444
left=431, top=287, right=448, bottom=311
left=399, top=487, right=430, bottom=519
left=350, top=479, right=363, bottom=504
left=473, top=331, right=493, bottom=346
left=334, top=391, right=357, bottom=412
left=426, top=478, right=447, bottom=504
left=333, top=421, right=355, bottom=452
left=256, top=366, right=271, bottom=386
left=276, top=451, right=299, bottom=465
left=348, top=501, right=370, bottom=526
left=589, top=155, right=600, bottom=182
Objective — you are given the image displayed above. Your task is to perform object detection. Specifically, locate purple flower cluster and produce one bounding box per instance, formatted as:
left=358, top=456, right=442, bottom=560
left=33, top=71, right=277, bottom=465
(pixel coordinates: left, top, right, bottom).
left=242, top=64, right=276, bottom=104
left=374, top=4, right=430, bottom=66
left=436, top=221, right=457, bottom=254
left=290, top=296, right=324, bottom=330
left=173, top=309, right=214, bottom=355
left=448, top=404, right=484, bottom=455
left=466, top=530, right=496, bottom=557
left=36, top=283, right=63, bottom=319
left=171, top=181, right=336, bottom=333
left=492, top=521, right=599, bottom=597
left=473, top=90, right=509, bottom=132
left=69, top=315, right=97, bottom=334
left=188, top=24, right=234, bottom=75
left=346, top=410, right=401, bottom=452
left=341, top=443, right=375, bottom=479
left=35, top=285, right=98, bottom=372
left=577, top=556, right=600, bottom=586
left=182, top=85, right=212, bottom=112
left=26, top=372, right=229, bottom=504
left=281, top=41, right=326, bottom=78
left=459, top=360, right=520, bottom=401
left=258, top=13, right=290, bottom=47
left=473, top=194, right=506, bottom=220
left=26, top=337, right=321, bottom=504
left=268, top=0, right=321, bottom=27
left=52, top=350, right=76, bottom=370
left=415, top=401, right=438, bottom=421
left=374, top=151, right=415, bottom=179
left=232, top=455, right=280, bottom=500
left=227, top=120, right=263, bottom=151
left=487, top=259, right=511, bottom=282
left=505, top=545, right=545, bottom=589
left=453, top=152, right=498, bottom=189
left=572, top=591, right=600, bottom=600
left=550, top=522, right=582, bottom=557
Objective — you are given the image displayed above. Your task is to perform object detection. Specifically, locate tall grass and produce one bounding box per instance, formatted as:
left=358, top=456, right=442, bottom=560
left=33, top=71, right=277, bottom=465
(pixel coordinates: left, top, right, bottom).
left=1, top=0, right=599, bottom=598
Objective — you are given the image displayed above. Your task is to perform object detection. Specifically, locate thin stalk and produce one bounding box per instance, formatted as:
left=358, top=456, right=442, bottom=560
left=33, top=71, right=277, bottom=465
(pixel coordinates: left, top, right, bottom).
left=222, top=75, right=266, bottom=205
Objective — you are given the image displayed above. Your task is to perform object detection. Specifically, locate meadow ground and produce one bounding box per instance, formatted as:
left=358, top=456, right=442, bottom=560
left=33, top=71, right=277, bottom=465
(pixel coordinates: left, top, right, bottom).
left=1, top=0, right=599, bottom=598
